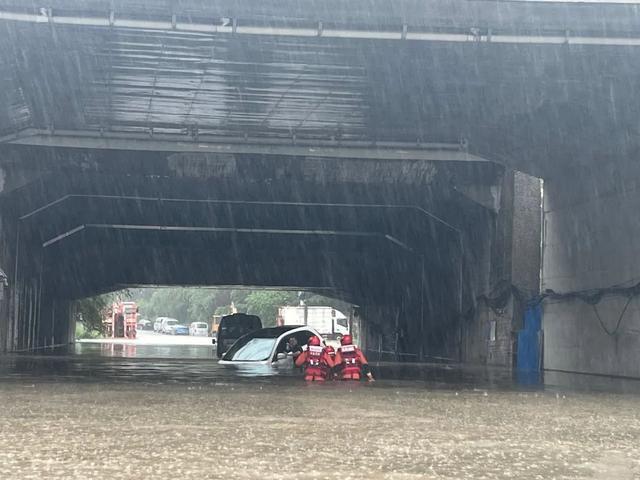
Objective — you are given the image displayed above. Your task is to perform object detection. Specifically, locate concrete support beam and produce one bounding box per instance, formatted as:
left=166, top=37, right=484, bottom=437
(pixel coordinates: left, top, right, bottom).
left=0, top=201, right=16, bottom=353
left=3, top=8, right=640, bottom=47
left=461, top=169, right=542, bottom=369
left=2, top=129, right=484, bottom=163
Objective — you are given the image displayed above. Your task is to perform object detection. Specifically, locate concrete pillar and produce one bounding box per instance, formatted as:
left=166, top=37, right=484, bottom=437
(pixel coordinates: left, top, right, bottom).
left=0, top=200, right=17, bottom=353
left=462, top=169, right=541, bottom=369
left=0, top=204, right=70, bottom=352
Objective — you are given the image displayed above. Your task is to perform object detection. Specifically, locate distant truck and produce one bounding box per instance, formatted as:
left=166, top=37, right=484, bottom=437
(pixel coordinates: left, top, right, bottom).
left=103, top=301, right=138, bottom=339
left=277, top=306, right=349, bottom=339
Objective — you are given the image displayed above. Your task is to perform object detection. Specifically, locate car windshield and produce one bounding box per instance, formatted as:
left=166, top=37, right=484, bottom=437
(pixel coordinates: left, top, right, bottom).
left=224, top=338, right=276, bottom=361
left=166, top=320, right=177, bottom=326
left=195, top=323, right=207, bottom=328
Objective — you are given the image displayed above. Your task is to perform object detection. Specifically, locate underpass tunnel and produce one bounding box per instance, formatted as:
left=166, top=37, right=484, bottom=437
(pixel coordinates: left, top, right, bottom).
left=0, top=150, right=511, bottom=361
left=39, top=207, right=458, bottom=359
left=2, top=0, right=640, bottom=393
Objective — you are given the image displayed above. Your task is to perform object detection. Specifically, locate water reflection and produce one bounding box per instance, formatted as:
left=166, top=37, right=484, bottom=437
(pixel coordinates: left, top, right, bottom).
left=0, top=342, right=639, bottom=394
left=77, top=342, right=214, bottom=359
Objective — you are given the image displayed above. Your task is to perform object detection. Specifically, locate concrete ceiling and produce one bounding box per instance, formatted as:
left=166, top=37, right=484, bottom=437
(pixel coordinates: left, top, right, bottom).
left=2, top=0, right=639, bottom=178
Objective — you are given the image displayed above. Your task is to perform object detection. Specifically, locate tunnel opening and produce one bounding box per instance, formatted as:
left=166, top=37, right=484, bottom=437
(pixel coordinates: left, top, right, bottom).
left=73, top=286, right=358, bottom=360
left=1, top=150, right=500, bottom=366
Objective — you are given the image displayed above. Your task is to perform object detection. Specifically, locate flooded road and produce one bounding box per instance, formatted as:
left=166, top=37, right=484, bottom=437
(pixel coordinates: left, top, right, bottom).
left=1, top=341, right=639, bottom=479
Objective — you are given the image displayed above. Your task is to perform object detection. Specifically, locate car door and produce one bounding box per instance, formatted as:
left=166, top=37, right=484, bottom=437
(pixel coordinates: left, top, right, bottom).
left=271, top=329, right=316, bottom=366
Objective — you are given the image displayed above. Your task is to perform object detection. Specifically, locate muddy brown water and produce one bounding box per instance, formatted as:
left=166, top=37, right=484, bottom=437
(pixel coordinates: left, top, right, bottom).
left=0, top=343, right=639, bottom=479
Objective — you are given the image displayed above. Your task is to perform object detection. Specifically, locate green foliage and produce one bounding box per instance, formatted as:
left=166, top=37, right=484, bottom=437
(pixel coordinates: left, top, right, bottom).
left=75, top=321, right=101, bottom=339
left=109, top=287, right=344, bottom=328
left=214, top=305, right=232, bottom=316
left=244, top=290, right=298, bottom=326
left=74, top=291, right=129, bottom=336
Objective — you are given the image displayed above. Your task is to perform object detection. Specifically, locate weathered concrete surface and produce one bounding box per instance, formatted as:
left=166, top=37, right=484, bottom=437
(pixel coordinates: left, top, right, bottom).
left=543, top=161, right=640, bottom=378
left=511, top=172, right=542, bottom=296
left=0, top=192, right=14, bottom=353
left=462, top=170, right=541, bottom=369
left=0, top=380, right=638, bottom=479
left=463, top=296, right=514, bottom=368
left=0, top=146, right=507, bottom=363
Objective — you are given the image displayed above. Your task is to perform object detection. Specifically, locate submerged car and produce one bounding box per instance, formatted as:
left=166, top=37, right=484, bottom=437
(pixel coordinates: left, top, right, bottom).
left=218, top=326, right=324, bottom=367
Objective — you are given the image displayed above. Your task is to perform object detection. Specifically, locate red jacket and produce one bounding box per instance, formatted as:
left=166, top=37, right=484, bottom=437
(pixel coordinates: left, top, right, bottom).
left=334, top=344, right=369, bottom=380
left=295, top=346, right=334, bottom=379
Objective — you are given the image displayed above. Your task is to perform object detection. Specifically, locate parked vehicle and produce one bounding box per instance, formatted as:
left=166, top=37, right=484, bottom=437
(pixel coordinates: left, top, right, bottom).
left=137, top=319, right=152, bottom=331
left=215, top=313, right=262, bottom=358
left=161, top=318, right=179, bottom=334
left=173, top=324, right=189, bottom=336
left=219, top=326, right=323, bottom=366
left=278, top=306, right=349, bottom=340
left=190, top=322, right=209, bottom=336
left=153, top=318, right=164, bottom=333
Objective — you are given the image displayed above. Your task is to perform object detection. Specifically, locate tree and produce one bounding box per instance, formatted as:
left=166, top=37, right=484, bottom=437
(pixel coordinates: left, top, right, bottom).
left=74, top=291, right=129, bottom=336
left=187, top=289, right=218, bottom=324
left=244, top=290, right=298, bottom=326
left=100, top=287, right=347, bottom=330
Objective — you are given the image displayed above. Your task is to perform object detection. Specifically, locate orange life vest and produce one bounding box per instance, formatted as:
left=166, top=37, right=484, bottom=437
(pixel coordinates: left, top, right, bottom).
left=339, top=344, right=361, bottom=377
left=305, top=345, right=328, bottom=379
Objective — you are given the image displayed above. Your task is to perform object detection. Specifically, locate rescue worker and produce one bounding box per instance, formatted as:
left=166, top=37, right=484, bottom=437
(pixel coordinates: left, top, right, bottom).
left=334, top=334, right=374, bottom=382
left=294, top=336, right=334, bottom=382
left=325, top=345, right=337, bottom=379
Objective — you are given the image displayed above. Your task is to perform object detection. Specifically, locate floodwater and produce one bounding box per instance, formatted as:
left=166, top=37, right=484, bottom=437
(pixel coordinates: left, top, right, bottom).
left=1, top=342, right=639, bottom=479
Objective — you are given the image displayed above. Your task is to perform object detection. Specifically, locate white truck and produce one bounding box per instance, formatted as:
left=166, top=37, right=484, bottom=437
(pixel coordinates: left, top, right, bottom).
left=278, top=306, right=349, bottom=338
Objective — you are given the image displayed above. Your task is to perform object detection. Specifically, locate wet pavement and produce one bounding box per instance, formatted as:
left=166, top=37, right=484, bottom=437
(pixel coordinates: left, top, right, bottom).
left=1, top=342, right=639, bottom=479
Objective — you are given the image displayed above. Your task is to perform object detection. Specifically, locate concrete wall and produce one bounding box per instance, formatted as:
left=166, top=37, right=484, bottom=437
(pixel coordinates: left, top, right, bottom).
left=0, top=212, right=10, bottom=353
left=0, top=159, right=75, bottom=353
left=462, top=297, right=515, bottom=367
left=461, top=170, right=541, bottom=368
left=543, top=161, right=640, bottom=378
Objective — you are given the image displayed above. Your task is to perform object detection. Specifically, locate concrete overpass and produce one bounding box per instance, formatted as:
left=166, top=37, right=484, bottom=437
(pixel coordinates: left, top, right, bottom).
left=1, top=0, right=639, bottom=378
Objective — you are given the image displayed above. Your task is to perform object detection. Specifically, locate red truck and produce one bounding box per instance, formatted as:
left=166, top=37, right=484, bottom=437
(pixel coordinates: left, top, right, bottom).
left=103, top=301, right=138, bottom=339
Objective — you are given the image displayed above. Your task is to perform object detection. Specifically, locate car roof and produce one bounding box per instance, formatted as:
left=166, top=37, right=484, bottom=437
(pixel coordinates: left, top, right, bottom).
left=220, top=326, right=323, bottom=362
left=238, top=326, right=292, bottom=338
left=243, top=325, right=320, bottom=339
left=279, top=326, right=323, bottom=341
left=221, top=313, right=260, bottom=321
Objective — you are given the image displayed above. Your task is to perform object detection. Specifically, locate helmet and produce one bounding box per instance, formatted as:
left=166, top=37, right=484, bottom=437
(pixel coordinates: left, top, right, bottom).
left=308, top=336, right=321, bottom=346
left=340, top=334, right=353, bottom=346
left=325, top=345, right=335, bottom=355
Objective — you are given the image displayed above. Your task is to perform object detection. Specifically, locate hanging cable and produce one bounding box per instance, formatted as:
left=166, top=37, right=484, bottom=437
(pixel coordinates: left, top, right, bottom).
left=591, top=294, right=633, bottom=336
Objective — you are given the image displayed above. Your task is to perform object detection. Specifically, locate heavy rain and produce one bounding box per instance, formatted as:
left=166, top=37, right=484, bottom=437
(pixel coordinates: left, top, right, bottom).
left=1, top=0, right=640, bottom=478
